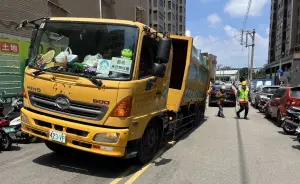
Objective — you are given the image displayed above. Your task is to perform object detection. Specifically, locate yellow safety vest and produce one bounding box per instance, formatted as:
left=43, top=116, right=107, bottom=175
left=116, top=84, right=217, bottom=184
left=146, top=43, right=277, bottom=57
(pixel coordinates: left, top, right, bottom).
left=239, top=88, right=249, bottom=102
left=217, top=91, right=225, bottom=104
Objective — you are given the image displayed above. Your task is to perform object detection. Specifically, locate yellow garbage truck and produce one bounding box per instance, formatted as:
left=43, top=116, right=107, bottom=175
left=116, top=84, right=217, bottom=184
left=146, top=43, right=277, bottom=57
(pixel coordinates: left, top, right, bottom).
left=18, top=17, right=211, bottom=164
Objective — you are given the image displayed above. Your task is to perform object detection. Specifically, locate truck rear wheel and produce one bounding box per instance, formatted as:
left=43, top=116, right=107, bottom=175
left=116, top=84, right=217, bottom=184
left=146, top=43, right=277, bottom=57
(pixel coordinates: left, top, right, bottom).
left=44, top=141, right=67, bottom=154
left=135, top=123, right=160, bottom=165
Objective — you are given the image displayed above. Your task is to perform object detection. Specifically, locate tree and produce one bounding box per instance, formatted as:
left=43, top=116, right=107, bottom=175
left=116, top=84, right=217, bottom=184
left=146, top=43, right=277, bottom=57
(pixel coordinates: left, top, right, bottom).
left=217, top=64, right=223, bottom=70
left=221, top=66, right=232, bottom=70
left=253, top=68, right=266, bottom=79
left=239, top=67, right=248, bottom=82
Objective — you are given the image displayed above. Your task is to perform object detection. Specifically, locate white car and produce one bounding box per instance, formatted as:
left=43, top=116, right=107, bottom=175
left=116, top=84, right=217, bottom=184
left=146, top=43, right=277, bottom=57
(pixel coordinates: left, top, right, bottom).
left=225, top=81, right=232, bottom=85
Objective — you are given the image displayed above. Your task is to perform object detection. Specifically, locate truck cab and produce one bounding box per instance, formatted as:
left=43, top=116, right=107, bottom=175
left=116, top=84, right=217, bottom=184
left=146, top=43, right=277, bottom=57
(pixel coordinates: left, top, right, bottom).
left=20, top=17, right=209, bottom=164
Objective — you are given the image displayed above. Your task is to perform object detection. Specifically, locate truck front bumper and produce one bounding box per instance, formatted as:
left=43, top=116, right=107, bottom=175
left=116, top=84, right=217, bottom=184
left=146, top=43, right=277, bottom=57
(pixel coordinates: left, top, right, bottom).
left=21, top=108, right=129, bottom=157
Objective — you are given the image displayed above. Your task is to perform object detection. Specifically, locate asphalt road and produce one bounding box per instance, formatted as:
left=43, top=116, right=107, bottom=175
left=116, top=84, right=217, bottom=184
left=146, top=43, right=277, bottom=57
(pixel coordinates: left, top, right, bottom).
left=2, top=105, right=300, bottom=184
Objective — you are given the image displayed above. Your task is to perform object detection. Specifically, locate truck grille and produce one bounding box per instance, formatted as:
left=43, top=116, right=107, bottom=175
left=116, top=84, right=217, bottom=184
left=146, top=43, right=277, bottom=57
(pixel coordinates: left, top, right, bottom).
left=29, top=92, right=108, bottom=121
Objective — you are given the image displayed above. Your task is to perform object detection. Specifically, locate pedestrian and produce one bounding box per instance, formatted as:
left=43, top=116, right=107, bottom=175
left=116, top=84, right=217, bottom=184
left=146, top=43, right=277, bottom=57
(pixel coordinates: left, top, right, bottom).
left=236, top=81, right=251, bottom=119
left=217, top=85, right=226, bottom=118
left=280, top=81, right=284, bottom=87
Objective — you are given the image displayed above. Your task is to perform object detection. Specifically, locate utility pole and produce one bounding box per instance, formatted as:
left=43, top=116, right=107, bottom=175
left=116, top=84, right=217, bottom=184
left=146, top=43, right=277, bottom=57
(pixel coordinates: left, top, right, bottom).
left=99, top=0, right=102, bottom=18
left=241, top=29, right=255, bottom=89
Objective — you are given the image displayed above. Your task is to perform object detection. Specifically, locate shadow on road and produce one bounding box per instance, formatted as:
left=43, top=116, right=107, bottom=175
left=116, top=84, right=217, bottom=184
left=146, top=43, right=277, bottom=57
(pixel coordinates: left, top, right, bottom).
left=32, top=117, right=208, bottom=179
left=150, top=117, right=208, bottom=167
left=153, top=158, right=172, bottom=166
left=264, top=116, right=281, bottom=127
left=235, top=106, right=250, bottom=184
left=32, top=150, right=136, bottom=179
left=277, top=130, right=289, bottom=135
left=292, top=145, right=300, bottom=150
left=179, top=117, right=207, bottom=141
left=7, top=145, right=22, bottom=151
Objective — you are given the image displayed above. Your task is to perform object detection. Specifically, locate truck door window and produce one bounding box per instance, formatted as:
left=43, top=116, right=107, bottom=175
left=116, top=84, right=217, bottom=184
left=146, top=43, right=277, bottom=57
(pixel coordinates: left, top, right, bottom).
left=279, top=89, right=286, bottom=97
left=139, top=36, right=158, bottom=79
left=272, top=90, right=281, bottom=98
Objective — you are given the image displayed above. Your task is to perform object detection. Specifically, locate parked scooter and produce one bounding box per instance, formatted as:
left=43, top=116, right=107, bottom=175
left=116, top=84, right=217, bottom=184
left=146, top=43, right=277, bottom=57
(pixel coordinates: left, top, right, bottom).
left=258, top=96, right=270, bottom=113
left=281, top=106, right=300, bottom=135
left=0, top=91, right=18, bottom=150
left=0, top=92, right=38, bottom=151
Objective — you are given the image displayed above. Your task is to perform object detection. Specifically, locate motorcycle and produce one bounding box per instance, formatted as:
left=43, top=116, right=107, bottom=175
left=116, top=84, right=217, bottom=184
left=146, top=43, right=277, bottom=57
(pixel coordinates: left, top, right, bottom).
left=0, top=93, right=38, bottom=151
left=258, top=97, right=270, bottom=113
left=281, top=106, right=300, bottom=135
left=0, top=92, right=18, bottom=151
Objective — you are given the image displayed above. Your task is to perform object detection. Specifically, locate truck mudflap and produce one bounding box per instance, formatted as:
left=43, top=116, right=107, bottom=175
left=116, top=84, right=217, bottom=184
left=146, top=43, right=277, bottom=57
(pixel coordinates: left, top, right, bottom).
left=21, top=108, right=130, bottom=157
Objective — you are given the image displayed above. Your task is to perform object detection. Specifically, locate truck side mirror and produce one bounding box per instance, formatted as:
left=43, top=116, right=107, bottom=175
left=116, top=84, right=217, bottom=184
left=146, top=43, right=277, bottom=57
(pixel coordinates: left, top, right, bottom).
left=152, top=63, right=166, bottom=78
left=156, top=38, right=172, bottom=63
left=15, top=20, right=29, bottom=30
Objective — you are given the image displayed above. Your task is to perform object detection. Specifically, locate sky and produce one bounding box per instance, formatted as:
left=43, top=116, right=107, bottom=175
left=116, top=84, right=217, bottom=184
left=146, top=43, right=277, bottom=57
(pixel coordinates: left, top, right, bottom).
left=186, top=0, right=271, bottom=68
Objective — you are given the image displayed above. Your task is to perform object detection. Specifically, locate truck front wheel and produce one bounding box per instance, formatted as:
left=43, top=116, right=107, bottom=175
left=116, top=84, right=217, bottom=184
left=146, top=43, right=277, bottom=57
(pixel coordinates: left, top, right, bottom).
left=136, top=124, right=160, bottom=165
left=44, top=141, right=67, bottom=154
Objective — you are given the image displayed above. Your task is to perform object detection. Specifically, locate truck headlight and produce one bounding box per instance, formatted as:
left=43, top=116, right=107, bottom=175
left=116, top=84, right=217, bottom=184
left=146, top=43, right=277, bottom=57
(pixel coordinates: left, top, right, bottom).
left=93, top=133, right=120, bottom=143
left=21, top=113, right=29, bottom=124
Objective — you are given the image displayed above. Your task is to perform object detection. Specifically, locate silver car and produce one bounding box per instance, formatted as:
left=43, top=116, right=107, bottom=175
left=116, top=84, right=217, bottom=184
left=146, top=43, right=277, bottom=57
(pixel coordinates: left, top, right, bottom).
left=250, top=86, right=280, bottom=109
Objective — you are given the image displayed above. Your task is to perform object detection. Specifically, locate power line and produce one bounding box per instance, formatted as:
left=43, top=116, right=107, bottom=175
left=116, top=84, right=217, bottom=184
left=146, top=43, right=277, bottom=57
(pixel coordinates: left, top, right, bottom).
left=196, top=0, right=252, bottom=54
left=242, top=0, right=252, bottom=30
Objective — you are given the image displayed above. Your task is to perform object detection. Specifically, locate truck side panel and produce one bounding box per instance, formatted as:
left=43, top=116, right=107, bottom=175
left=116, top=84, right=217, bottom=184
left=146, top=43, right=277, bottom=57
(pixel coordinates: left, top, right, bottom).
left=167, top=35, right=210, bottom=112
left=166, top=35, right=192, bottom=112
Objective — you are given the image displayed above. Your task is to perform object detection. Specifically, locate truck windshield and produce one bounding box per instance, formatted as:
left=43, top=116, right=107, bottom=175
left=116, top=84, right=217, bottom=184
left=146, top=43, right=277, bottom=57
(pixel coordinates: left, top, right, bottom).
left=28, top=21, right=139, bottom=80
left=262, top=87, right=279, bottom=94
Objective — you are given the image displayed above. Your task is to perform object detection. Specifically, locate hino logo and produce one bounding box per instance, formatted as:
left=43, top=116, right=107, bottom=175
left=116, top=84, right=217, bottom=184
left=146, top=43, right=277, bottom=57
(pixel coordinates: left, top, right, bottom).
left=55, top=97, right=70, bottom=110
left=27, top=86, right=41, bottom=93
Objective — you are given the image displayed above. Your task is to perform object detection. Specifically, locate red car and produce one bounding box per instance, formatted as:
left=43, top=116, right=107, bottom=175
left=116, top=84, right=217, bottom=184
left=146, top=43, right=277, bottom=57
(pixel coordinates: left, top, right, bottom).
left=265, top=87, right=300, bottom=126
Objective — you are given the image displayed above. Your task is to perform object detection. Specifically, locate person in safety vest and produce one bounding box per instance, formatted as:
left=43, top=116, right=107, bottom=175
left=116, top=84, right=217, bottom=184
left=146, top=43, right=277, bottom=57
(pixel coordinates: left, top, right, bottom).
left=236, top=81, right=251, bottom=119
left=217, top=85, right=227, bottom=118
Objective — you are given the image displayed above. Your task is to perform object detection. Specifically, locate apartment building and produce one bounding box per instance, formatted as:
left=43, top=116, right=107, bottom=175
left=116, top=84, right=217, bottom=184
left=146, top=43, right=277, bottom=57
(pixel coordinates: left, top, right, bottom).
left=164, top=0, right=186, bottom=35
left=0, top=0, right=113, bottom=98
left=114, top=0, right=186, bottom=35
left=266, top=0, right=300, bottom=84
left=0, top=0, right=113, bottom=38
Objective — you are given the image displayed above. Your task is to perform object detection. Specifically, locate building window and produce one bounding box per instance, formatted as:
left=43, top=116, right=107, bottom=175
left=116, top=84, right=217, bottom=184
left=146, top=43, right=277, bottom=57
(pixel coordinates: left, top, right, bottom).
left=139, top=36, right=158, bottom=79
left=180, top=6, right=183, bottom=13
left=168, top=12, right=171, bottom=21
left=135, top=7, right=144, bottom=23
left=159, top=12, right=164, bottom=20
left=159, top=0, right=164, bottom=7
left=168, top=1, right=171, bottom=9
left=168, top=24, right=171, bottom=31
left=179, top=15, right=182, bottom=22
left=153, top=11, right=157, bottom=21
left=159, top=25, right=164, bottom=32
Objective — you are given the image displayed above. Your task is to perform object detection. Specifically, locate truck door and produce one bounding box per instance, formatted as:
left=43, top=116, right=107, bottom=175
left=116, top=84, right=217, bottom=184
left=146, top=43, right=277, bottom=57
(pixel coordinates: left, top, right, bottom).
left=166, top=35, right=193, bottom=111
left=133, top=35, right=168, bottom=115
